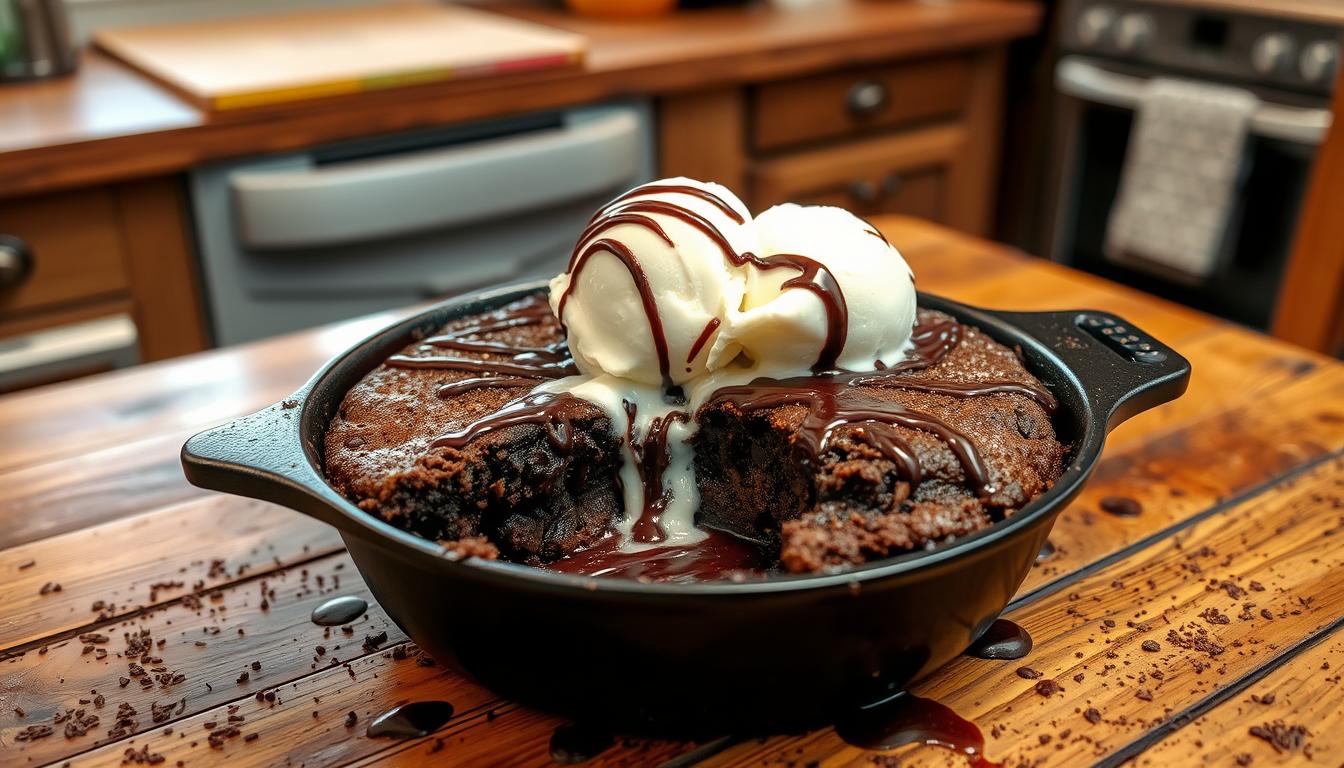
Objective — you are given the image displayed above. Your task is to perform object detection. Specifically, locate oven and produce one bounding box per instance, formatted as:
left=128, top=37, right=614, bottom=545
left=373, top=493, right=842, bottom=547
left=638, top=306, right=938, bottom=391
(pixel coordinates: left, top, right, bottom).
left=190, top=102, right=653, bottom=346
left=1047, top=0, right=1338, bottom=330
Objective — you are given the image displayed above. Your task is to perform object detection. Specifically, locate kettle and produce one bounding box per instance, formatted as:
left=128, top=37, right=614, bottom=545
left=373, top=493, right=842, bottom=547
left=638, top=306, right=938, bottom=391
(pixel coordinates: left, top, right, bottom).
left=0, top=0, right=77, bottom=81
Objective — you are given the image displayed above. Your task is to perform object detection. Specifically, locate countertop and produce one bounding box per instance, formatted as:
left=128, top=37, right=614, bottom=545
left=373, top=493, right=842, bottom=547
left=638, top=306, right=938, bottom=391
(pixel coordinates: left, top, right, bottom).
left=2, top=216, right=1342, bottom=766
left=0, top=0, right=1040, bottom=200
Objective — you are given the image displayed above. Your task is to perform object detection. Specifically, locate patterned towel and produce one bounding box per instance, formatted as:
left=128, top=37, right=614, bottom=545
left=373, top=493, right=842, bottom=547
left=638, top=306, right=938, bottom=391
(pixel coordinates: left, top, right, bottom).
left=1104, top=76, right=1258, bottom=282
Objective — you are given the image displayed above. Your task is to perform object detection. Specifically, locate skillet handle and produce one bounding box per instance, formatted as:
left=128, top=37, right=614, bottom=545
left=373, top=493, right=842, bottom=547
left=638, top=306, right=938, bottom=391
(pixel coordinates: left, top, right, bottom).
left=985, top=309, right=1191, bottom=432
left=181, top=399, right=363, bottom=536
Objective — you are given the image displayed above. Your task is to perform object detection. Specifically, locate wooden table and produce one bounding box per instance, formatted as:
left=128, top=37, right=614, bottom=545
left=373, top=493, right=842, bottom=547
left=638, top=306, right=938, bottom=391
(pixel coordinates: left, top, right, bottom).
left=2, top=216, right=1341, bottom=767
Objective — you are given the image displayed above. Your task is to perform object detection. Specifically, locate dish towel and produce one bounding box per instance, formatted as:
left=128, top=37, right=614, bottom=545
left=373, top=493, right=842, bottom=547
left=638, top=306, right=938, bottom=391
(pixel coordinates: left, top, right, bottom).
left=1104, top=76, right=1259, bottom=282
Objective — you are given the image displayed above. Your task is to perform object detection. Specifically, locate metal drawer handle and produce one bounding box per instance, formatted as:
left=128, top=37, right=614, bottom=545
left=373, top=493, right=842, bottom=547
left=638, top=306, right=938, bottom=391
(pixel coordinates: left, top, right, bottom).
left=0, top=234, right=33, bottom=290
left=846, top=80, right=889, bottom=117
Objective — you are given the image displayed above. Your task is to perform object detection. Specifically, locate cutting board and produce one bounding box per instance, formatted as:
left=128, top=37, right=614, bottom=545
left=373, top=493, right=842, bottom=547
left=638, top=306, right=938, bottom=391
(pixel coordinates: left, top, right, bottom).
left=92, top=3, right=587, bottom=111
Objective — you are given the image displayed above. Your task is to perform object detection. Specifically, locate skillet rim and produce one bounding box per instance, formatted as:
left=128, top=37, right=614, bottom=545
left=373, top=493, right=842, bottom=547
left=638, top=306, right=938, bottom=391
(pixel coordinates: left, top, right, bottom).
left=268, top=279, right=1134, bottom=596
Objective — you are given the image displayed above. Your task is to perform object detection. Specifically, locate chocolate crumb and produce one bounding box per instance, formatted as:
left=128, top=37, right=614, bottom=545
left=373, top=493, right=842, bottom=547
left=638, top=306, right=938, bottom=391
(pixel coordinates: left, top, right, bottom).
left=1248, top=721, right=1308, bottom=753
left=1083, top=708, right=1102, bottom=724
left=1016, top=666, right=1043, bottom=680
left=1141, top=640, right=1161, bottom=652
left=344, top=711, right=358, bottom=728
left=1034, top=680, right=1062, bottom=697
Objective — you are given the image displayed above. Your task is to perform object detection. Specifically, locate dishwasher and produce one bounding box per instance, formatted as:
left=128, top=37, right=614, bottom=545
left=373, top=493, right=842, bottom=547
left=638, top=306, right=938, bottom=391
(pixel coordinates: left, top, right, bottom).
left=190, top=102, right=654, bottom=345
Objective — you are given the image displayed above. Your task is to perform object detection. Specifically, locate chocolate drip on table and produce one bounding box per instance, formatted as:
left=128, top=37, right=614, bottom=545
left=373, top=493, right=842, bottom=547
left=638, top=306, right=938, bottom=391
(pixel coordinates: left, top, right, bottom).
left=835, top=692, right=999, bottom=767
left=964, top=619, right=1032, bottom=660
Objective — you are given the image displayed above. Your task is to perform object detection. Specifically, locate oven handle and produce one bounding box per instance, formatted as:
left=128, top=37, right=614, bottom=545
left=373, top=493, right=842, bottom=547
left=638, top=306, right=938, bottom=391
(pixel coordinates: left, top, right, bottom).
left=1055, top=56, right=1331, bottom=145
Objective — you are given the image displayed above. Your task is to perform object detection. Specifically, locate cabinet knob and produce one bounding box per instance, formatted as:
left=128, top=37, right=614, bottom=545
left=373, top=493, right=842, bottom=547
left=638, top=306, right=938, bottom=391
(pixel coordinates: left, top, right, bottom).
left=0, top=235, right=33, bottom=289
left=846, top=80, right=889, bottom=117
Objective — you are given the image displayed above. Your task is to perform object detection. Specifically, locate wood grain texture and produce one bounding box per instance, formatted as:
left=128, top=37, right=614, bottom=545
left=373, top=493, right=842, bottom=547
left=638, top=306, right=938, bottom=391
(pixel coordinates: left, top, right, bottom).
left=0, top=216, right=1339, bottom=767
left=0, top=1, right=1041, bottom=198
left=1, top=551, right=403, bottom=765
left=0, top=186, right=129, bottom=318
left=1134, top=627, right=1344, bottom=766
left=1272, top=47, right=1344, bottom=355
left=115, top=176, right=209, bottom=361
left=750, top=123, right=965, bottom=222
left=657, top=87, right=746, bottom=192
left=749, top=54, right=972, bottom=152
left=699, top=454, right=1344, bottom=767
left=0, top=496, right=339, bottom=651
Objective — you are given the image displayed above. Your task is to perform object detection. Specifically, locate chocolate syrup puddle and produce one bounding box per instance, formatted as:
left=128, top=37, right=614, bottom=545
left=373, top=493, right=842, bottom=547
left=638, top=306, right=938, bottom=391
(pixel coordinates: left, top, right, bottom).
left=549, top=723, right=615, bottom=764
left=964, top=619, right=1032, bottom=660
left=366, top=701, right=455, bottom=739
left=545, top=529, right=768, bottom=582
left=310, top=596, right=368, bottom=626
left=835, top=693, right=998, bottom=767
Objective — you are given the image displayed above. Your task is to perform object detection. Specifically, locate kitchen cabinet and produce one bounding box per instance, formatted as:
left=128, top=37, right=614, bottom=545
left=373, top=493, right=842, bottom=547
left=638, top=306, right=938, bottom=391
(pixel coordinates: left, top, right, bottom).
left=0, top=0, right=1041, bottom=388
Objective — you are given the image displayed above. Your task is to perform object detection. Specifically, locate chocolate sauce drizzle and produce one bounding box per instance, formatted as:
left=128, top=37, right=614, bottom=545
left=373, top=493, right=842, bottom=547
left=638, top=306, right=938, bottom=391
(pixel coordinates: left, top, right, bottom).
left=378, top=182, right=1061, bottom=580
left=703, top=314, right=1054, bottom=496
left=386, top=300, right=577, bottom=390
left=430, top=391, right=580, bottom=453
left=622, top=401, right=690, bottom=543
left=562, top=184, right=849, bottom=373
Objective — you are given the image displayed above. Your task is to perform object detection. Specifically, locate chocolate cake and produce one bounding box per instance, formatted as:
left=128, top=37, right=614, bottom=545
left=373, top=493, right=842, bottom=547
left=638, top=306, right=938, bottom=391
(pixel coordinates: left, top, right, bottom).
left=323, top=293, right=1066, bottom=577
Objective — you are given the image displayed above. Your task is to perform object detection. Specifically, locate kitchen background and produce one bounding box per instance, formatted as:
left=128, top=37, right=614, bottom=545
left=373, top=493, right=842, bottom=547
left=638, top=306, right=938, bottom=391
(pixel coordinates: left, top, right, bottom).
left=0, top=0, right=1341, bottom=390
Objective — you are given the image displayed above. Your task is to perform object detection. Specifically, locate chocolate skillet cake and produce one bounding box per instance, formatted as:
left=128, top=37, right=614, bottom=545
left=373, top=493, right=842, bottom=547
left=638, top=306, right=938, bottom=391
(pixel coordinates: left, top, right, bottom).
left=323, top=179, right=1066, bottom=579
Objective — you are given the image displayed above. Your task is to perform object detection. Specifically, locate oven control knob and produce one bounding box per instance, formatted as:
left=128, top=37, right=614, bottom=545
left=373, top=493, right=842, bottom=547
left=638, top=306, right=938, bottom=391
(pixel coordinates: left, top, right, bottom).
left=1076, top=5, right=1116, bottom=48
left=1252, top=32, right=1296, bottom=76
left=1115, top=13, right=1154, bottom=53
left=1300, top=40, right=1340, bottom=84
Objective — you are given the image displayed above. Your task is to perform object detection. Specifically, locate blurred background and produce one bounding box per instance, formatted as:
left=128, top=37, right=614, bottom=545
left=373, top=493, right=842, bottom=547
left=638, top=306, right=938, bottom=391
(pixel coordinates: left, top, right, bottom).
left=0, top=0, right=1340, bottom=392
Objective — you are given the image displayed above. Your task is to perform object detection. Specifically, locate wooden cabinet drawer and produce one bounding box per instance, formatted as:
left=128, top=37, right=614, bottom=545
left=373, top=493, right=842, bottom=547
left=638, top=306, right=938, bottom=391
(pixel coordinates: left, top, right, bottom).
left=0, top=188, right=131, bottom=318
left=750, top=55, right=973, bottom=152
left=750, top=123, right=965, bottom=223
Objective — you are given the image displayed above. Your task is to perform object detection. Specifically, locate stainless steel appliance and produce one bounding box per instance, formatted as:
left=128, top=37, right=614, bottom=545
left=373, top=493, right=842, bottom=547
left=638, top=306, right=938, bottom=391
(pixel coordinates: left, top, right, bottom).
left=0, top=0, right=77, bottom=81
left=190, top=102, right=654, bottom=345
left=1048, top=0, right=1339, bottom=330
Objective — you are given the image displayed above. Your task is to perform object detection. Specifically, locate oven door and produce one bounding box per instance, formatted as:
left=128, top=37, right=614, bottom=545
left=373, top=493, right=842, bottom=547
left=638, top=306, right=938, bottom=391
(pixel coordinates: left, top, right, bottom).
left=1048, top=56, right=1331, bottom=330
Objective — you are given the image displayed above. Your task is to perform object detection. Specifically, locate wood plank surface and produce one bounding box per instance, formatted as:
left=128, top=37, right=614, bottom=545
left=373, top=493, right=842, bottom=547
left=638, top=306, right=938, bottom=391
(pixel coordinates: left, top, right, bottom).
left=1134, top=627, right=1344, bottom=766
left=0, top=216, right=1339, bottom=767
left=0, top=497, right=339, bottom=651
left=699, top=453, right=1344, bottom=767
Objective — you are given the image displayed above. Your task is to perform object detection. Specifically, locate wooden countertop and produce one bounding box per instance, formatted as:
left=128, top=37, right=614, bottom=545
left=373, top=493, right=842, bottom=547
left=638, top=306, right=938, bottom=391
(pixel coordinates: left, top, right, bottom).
left=3, top=216, right=1342, bottom=766
left=0, top=0, right=1040, bottom=200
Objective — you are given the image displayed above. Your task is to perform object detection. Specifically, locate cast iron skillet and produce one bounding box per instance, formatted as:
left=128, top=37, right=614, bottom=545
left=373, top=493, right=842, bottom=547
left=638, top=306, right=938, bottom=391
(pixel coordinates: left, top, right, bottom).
left=181, top=282, right=1189, bottom=733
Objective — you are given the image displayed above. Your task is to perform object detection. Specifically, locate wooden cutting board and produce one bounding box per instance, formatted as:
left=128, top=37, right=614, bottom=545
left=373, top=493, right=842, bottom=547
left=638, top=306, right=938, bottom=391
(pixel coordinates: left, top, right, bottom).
left=92, top=3, right=587, bottom=111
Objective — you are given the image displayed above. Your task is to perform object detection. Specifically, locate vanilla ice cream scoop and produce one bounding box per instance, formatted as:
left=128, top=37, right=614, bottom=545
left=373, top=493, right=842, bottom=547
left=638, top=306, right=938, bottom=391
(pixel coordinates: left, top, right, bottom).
left=724, top=203, right=917, bottom=376
left=548, top=178, right=756, bottom=387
